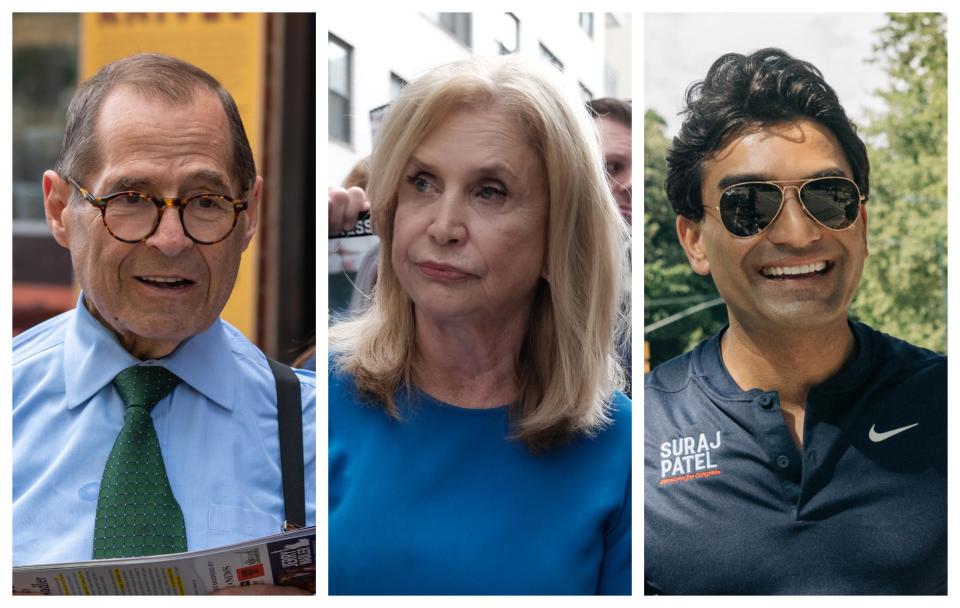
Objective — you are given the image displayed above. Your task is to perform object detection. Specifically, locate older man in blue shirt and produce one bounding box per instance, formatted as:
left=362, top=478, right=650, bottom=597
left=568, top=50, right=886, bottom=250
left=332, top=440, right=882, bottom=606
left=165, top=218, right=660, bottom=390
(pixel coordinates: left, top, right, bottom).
left=12, top=54, right=314, bottom=594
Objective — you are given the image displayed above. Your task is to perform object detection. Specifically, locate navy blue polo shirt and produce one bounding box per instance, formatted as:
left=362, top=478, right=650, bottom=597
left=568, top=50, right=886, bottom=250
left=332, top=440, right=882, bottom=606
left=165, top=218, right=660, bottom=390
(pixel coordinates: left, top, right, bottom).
left=644, top=321, right=946, bottom=594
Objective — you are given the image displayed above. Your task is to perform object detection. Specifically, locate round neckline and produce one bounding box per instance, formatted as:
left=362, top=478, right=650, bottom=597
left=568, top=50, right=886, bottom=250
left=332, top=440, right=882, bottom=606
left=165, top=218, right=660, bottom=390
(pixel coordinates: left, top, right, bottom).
left=412, top=386, right=511, bottom=414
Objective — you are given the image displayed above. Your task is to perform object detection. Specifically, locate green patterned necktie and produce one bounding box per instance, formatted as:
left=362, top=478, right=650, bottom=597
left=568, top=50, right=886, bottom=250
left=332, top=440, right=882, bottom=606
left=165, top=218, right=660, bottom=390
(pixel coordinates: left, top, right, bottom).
left=93, top=365, right=187, bottom=559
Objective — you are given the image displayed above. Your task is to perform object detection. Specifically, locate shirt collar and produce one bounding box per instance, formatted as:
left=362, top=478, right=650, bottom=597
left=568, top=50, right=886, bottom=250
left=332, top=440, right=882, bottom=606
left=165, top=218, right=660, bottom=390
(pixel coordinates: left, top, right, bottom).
left=692, top=326, right=757, bottom=402
left=811, top=321, right=874, bottom=395
left=63, top=294, right=236, bottom=411
left=692, top=320, right=874, bottom=402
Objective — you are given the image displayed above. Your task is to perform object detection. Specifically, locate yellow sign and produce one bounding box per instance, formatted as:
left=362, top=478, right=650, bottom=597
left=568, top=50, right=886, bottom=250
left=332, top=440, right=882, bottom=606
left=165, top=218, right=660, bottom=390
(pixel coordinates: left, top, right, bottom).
left=80, top=13, right=266, bottom=340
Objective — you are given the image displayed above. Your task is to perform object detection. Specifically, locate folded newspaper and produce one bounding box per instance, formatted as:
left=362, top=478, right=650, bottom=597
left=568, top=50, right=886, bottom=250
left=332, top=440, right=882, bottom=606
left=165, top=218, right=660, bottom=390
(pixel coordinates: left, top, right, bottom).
left=12, top=527, right=316, bottom=595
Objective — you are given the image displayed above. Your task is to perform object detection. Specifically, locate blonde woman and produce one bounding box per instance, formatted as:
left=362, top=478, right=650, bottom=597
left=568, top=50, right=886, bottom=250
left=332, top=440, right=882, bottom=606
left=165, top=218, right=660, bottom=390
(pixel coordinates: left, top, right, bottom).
left=329, top=55, right=631, bottom=595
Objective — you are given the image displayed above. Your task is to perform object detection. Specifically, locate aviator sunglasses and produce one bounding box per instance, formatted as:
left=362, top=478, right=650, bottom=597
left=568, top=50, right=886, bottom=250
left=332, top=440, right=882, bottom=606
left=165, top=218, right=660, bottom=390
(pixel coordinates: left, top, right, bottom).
left=703, top=176, right=867, bottom=238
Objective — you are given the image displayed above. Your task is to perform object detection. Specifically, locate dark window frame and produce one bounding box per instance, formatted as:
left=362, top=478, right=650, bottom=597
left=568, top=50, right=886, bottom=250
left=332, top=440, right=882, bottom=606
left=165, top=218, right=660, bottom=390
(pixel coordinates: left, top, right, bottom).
left=579, top=12, right=594, bottom=38
left=431, top=12, right=472, bottom=49
left=498, top=12, right=520, bottom=55
left=579, top=82, right=593, bottom=102
left=539, top=43, right=564, bottom=72
left=390, top=71, right=407, bottom=100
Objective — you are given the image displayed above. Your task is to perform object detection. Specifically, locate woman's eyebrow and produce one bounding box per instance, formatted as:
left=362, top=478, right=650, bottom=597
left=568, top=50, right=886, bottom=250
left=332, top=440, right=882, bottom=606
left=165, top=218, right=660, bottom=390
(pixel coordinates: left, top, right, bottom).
left=407, top=156, right=436, bottom=174
left=472, top=162, right=518, bottom=182
left=408, top=156, right=518, bottom=178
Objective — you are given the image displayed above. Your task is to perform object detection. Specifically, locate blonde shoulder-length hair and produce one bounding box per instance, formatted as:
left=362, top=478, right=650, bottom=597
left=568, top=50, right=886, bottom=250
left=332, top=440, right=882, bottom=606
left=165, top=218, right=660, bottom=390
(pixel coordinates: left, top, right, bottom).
left=331, top=55, right=628, bottom=452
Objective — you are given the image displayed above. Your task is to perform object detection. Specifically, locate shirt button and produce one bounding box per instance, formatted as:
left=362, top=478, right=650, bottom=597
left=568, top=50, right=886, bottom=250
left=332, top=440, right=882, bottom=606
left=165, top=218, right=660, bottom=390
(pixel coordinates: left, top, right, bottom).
left=758, top=395, right=773, bottom=409
left=776, top=454, right=790, bottom=468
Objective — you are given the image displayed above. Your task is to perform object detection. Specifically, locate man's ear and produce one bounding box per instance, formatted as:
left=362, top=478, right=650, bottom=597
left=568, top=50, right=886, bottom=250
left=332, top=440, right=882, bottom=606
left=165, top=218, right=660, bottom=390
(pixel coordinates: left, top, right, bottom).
left=240, top=175, right=262, bottom=251
left=43, top=170, right=71, bottom=249
left=676, top=215, right=711, bottom=276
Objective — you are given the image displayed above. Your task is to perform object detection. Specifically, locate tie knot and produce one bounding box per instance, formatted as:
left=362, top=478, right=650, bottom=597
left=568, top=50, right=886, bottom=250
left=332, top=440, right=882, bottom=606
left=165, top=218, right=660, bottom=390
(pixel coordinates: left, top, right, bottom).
left=113, top=365, right=182, bottom=411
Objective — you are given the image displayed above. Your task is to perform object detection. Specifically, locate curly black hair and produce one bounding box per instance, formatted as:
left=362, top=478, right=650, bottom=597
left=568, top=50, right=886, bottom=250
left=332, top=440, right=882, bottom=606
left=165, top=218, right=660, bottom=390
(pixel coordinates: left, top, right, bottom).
left=665, top=48, right=869, bottom=220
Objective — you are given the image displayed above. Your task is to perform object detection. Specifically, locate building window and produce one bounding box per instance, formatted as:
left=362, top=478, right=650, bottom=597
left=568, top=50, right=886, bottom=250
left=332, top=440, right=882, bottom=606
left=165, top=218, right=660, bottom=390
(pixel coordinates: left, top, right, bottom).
left=540, top=43, right=563, bottom=72
left=579, top=12, right=594, bottom=38
left=428, top=13, right=472, bottom=49
left=498, top=12, right=520, bottom=55
left=579, top=82, right=593, bottom=103
left=328, top=33, right=352, bottom=144
left=390, top=72, right=407, bottom=100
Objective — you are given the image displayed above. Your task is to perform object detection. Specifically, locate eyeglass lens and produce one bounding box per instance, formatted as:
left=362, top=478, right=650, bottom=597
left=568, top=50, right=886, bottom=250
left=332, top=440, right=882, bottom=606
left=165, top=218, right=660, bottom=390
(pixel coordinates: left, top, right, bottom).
left=718, top=178, right=861, bottom=237
left=104, top=193, right=236, bottom=243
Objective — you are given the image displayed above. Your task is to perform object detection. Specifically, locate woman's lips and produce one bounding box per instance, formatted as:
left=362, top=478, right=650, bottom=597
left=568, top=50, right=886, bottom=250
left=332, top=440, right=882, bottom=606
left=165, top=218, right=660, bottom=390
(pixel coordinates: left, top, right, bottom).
left=417, top=262, right=473, bottom=281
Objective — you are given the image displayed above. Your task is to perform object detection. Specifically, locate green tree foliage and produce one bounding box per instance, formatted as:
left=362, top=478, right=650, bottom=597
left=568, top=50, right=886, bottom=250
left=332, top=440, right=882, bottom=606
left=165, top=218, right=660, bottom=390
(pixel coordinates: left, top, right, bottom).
left=851, top=12, right=947, bottom=353
left=643, top=109, right=726, bottom=368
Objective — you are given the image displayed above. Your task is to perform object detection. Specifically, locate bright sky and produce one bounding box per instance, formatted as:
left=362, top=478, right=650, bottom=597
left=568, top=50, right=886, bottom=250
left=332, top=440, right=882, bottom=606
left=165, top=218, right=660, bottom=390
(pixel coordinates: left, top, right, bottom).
left=644, top=13, right=890, bottom=136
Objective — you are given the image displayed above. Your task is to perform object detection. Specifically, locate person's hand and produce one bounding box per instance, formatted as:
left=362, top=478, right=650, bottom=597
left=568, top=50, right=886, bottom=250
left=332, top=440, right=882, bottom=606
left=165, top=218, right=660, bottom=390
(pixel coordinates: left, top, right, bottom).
left=329, top=186, right=370, bottom=236
left=209, top=584, right=311, bottom=595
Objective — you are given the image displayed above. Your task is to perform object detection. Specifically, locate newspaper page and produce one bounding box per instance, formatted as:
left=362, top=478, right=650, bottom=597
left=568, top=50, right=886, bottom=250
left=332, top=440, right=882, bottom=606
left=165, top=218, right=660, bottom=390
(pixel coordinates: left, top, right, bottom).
left=12, top=526, right=315, bottom=595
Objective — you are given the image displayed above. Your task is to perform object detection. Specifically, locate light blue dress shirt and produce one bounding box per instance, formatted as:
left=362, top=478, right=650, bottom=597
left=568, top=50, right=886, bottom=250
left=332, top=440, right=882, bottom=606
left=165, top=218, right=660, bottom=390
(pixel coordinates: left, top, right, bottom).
left=13, top=296, right=316, bottom=566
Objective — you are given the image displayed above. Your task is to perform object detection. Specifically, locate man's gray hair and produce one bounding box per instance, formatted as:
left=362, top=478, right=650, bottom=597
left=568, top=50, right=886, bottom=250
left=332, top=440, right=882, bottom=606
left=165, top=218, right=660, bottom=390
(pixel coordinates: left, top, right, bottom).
left=55, top=53, right=256, bottom=196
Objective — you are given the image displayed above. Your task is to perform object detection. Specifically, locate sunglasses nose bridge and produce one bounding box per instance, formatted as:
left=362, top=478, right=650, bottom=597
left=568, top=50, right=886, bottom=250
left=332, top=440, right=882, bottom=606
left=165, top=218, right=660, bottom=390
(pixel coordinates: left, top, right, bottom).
left=780, top=184, right=802, bottom=204
left=776, top=184, right=813, bottom=222
left=763, top=182, right=824, bottom=243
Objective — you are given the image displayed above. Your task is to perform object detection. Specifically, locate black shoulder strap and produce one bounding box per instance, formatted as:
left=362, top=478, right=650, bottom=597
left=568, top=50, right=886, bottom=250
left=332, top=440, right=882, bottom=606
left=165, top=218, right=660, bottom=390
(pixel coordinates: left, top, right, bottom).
left=268, top=358, right=305, bottom=529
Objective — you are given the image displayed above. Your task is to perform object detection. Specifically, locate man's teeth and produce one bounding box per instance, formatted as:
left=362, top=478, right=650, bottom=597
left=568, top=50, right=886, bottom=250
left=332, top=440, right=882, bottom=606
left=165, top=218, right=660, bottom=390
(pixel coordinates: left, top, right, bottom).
left=762, top=262, right=828, bottom=277
left=142, top=276, right=186, bottom=283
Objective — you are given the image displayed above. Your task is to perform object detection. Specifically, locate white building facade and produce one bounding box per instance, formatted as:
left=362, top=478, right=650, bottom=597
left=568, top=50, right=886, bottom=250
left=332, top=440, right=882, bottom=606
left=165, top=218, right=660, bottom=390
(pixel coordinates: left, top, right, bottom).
left=328, top=11, right=631, bottom=184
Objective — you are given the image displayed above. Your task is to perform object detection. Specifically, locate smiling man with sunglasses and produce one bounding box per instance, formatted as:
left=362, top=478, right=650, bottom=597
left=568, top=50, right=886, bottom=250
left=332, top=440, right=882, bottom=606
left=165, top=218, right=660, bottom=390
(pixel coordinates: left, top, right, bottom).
left=12, top=54, right=314, bottom=594
left=644, top=48, right=945, bottom=594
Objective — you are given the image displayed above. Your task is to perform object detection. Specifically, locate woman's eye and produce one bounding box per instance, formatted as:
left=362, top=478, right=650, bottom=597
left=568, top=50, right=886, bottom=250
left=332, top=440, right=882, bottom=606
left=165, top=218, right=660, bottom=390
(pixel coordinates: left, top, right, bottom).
left=477, top=185, right=507, bottom=200
left=405, top=174, right=433, bottom=193
left=605, top=161, right=623, bottom=175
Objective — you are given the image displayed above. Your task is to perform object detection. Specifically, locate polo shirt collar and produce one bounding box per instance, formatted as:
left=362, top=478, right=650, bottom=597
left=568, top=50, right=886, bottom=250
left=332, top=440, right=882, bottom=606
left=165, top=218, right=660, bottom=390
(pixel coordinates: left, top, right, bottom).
left=63, top=294, right=236, bottom=411
left=812, top=321, right=875, bottom=395
left=692, top=327, right=756, bottom=402
left=692, top=320, right=874, bottom=402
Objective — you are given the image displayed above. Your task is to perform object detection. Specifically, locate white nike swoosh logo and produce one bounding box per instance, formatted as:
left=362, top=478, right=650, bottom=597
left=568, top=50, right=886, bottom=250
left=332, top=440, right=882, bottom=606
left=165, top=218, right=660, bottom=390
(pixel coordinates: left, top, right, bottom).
left=868, top=422, right=919, bottom=443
